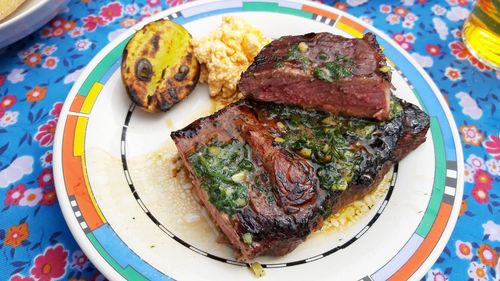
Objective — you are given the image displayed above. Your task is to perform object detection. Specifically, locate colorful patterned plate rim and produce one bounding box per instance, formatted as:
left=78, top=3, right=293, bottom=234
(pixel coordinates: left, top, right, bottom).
left=53, top=0, right=464, bottom=280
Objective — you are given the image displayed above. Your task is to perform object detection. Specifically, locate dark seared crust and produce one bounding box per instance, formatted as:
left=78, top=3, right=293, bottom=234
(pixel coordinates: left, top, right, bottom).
left=171, top=99, right=429, bottom=260
left=238, top=32, right=392, bottom=120
left=394, top=100, right=430, bottom=161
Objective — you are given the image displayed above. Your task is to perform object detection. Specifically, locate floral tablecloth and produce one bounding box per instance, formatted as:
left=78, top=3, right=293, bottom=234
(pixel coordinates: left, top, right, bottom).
left=0, top=0, right=498, bottom=280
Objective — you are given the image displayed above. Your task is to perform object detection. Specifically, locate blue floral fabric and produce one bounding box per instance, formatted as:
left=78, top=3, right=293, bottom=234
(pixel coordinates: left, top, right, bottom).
left=0, top=0, right=498, bottom=280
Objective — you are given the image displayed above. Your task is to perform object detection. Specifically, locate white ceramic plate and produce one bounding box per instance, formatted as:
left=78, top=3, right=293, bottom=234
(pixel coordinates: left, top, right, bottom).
left=0, top=0, right=69, bottom=49
left=53, top=1, right=464, bottom=280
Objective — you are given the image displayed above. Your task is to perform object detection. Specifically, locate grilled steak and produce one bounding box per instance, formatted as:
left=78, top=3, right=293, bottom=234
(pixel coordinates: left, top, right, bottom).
left=238, top=32, right=392, bottom=120
left=171, top=98, right=429, bottom=260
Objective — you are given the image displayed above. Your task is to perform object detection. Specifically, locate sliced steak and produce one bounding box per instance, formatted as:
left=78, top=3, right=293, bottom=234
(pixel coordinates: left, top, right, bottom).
left=238, top=32, right=392, bottom=120
left=170, top=98, right=429, bottom=260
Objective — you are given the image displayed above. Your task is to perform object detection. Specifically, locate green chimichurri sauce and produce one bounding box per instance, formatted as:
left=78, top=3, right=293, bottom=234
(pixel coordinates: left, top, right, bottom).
left=313, top=54, right=355, bottom=81
left=286, top=44, right=310, bottom=63
left=277, top=43, right=356, bottom=81
left=316, top=52, right=330, bottom=61
left=267, top=98, right=402, bottom=191
left=188, top=141, right=254, bottom=215
left=282, top=44, right=311, bottom=71
left=389, top=97, right=403, bottom=119
left=188, top=98, right=403, bottom=213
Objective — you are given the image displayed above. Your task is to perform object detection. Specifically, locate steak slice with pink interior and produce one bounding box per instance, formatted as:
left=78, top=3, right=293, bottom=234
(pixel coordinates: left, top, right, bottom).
left=238, top=32, right=392, bottom=120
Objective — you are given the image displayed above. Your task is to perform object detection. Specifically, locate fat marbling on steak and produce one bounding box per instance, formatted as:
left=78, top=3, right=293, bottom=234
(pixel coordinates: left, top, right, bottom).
left=170, top=98, right=429, bottom=261
left=238, top=32, right=392, bottom=120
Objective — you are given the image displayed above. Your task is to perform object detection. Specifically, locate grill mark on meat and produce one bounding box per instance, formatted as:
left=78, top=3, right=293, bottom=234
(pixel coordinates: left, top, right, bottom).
left=170, top=99, right=429, bottom=260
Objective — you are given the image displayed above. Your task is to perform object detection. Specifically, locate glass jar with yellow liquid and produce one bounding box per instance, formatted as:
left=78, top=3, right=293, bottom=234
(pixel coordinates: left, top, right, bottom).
left=462, top=0, right=500, bottom=70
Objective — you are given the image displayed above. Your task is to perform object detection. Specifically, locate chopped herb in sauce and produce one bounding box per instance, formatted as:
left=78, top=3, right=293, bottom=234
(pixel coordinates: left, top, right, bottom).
left=285, top=44, right=311, bottom=68
left=389, top=97, right=403, bottom=119
left=274, top=61, right=284, bottom=68
left=312, top=68, right=330, bottom=81
left=325, top=61, right=353, bottom=79
left=266, top=98, right=402, bottom=191
left=282, top=45, right=357, bottom=80
left=316, top=52, right=330, bottom=61
left=189, top=141, right=253, bottom=215
left=313, top=54, right=355, bottom=81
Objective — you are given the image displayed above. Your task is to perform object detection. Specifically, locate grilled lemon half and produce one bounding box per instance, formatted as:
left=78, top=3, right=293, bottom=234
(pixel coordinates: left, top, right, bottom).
left=121, top=19, right=200, bottom=112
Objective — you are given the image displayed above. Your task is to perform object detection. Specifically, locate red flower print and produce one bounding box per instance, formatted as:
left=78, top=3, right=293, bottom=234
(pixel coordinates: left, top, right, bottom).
left=42, top=56, right=59, bottom=70
left=26, top=86, right=47, bottom=102
left=471, top=184, right=489, bottom=204
left=379, top=4, right=391, bottom=14
left=394, top=6, right=408, bottom=17
left=147, top=0, right=160, bottom=6
left=51, top=27, right=65, bottom=37
left=1, top=95, right=16, bottom=110
left=4, top=223, right=29, bottom=248
left=30, top=43, right=43, bottom=51
left=0, top=107, right=4, bottom=118
left=477, top=243, right=498, bottom=267
left=458, top=0, right=468, bottom=5
left=120, top=17, right=137, bottom=28
left=167, top=0, right=190, bottom=7
left=427, top=269, right=447, bottom=281
left=400, top=42, right=412, bottom=51
left=460, top=125, right=483, bottom=146
left=35, top=119, right=57, bottom=147
left=100, top=2, right=123, bottom=22
left=5, top=184, right=27, bottom=205
left=69, top=27, right=83, bottom=38
left=455, top=240, right=473, bottom=260
left=24, top=53, right=42, bottom=67
left=449, top=41, right=469, bottom=60
left=63, top=20, right=76, bottom=31
left=452, top=29, right=462, bottom=38
left=10, top=275, right=35, bottom=281
left=30, top=244, right=68, bottom=281
left=392, top=32, right=406, bottom=44
left=19, top=188, right=43, bottom=207
left=50, top=102, right=63, bottom=117
left=474, top=169, right=493, bottom=189
left=50, top=17, right=66, bottom=28
left=468, top=56, right=492, bottom=72
left=404, top=33, right=416, bottom=43
left=445, top=67, right=462, bottom=81
left=0, top=74, right=5, bottom=87
left=82, top=15, right=107, bottom=32
left=468, top=262, right=488, bottom=280
left=40, top=150, right=53, bottom=167
left=38, top=168, right=54, bottom=187
left=41, top=188, right=57, bottom=205
left=426, top=44, right=441, bottom=56
left=334, top=2, right=347, bottom=11
left=40, top=27, right=52, bottom=38
left=42, top=45, right=57, bottom=56
left=404, top=13, right=418, bottom=22
left=483, top=135, right=500, bottom=160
